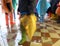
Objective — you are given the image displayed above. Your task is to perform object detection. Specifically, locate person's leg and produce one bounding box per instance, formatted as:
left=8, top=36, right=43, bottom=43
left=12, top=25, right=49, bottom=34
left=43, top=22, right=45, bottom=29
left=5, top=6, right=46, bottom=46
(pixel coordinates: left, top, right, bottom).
left=5, top=13, right=9, bottom=28
left=0, top=13, right=8, bottom=46
left=13, top=10, right=16, bottom=22
left=7, top=31, right=17, bottom=46
left=7, top=12, right=16, bottom=46
left=40, top=14, right=47, bottom=29
left=15, top=3, right=22, bottom=45
left=40, top=15, right=44, bottom=23
left=18, top=24, right=26, bottom=45
left=15, top=30, right=22, bottom=46
left=9, top=12, right=14, bottom=27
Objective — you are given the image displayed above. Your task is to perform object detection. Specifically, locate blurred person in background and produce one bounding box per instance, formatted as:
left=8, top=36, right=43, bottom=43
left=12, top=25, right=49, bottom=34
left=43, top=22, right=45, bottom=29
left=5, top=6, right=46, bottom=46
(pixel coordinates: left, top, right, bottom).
left=18, top=0, right=37, bottom=44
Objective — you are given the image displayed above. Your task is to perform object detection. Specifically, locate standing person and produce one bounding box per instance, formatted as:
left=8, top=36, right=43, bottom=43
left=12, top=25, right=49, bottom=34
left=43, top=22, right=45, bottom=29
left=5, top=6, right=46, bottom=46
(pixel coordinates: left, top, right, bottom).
left=0, top=0, right=8, bottom=46
left=37, top=0, right=50, bottom=23
left=2, top=0, right=14, bottom=30
left=55, top=2, right=60, bottom=23
left=18, top=0, right=37, bottom=44
left=48, top=0, right=60, bottom=23
left=2, top=0, right=18, bottom=46
left=39, top=0, right=47, bottom=23
left=12, top=0, right=22, bottom=46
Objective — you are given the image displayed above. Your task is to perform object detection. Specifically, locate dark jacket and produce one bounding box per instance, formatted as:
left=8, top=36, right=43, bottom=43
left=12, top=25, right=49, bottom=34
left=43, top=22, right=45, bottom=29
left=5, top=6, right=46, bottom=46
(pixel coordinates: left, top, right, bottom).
left=18, top=0, right=36, bottom=15
left=50, top=0, right=60, bottom=14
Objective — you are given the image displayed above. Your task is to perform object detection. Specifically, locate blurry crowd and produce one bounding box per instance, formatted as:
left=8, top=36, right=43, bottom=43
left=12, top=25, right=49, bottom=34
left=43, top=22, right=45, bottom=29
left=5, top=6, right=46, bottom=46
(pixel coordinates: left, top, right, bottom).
left=0, top=0, right=60, bottom=46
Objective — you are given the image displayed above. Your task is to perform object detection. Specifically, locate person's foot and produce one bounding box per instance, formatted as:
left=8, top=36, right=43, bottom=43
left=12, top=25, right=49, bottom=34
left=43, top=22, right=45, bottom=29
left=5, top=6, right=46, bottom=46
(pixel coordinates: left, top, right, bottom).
left=18, top=37, right=26, bottom=45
